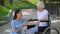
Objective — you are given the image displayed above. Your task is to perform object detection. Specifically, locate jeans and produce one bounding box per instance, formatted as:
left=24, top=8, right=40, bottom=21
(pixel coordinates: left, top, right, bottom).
left=26, top=26, right=38, bottom=34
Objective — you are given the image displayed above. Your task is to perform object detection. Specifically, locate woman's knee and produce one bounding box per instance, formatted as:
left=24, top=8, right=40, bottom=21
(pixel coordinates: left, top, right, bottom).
left=26, top=30, right=34, bottom=34
left=26, top=27, right=38, bottom=34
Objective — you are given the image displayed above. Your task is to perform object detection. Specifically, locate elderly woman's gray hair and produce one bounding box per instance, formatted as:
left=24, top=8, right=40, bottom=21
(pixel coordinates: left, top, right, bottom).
left=36, top=1, right=45, bottom=8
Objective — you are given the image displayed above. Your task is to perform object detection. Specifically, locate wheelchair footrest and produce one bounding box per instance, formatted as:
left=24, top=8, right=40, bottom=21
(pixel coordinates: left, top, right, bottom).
left=35, top=32, right=43, bottom=34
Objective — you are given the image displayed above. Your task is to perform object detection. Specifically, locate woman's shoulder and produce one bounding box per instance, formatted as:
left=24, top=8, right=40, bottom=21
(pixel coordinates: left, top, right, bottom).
left=20, top=18, right=26, bottom=22
left=43, top=9, right=48, bottom=13
left=11, top=20, right=16, bottom=23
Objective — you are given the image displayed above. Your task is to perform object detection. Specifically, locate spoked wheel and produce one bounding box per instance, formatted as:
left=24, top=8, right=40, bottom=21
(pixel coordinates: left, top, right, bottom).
left=43, top=27, right=60, bottom=34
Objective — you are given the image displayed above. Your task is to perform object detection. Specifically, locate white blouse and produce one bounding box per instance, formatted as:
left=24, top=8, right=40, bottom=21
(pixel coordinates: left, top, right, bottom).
left=37, top=9, right=48, bottom=26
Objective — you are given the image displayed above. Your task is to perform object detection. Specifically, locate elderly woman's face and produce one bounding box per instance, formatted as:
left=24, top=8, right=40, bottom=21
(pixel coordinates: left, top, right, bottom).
left=37, top=6, right=43, bottom=12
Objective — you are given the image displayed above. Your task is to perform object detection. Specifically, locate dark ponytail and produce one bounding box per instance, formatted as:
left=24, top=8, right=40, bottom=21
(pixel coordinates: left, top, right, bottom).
left=13, top=9, right=21, bottom=20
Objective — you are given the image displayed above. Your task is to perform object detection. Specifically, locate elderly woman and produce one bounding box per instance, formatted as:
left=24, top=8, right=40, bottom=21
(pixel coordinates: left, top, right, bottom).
left=36, top=1, right=48, bottom=32
left=26, top=1, right=48, bottom=34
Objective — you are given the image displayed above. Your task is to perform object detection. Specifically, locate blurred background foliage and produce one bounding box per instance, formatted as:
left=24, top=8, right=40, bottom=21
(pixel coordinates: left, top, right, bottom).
left=0, top=0, right=60, bottom=19
left=0, top=0, right=40, bottom=19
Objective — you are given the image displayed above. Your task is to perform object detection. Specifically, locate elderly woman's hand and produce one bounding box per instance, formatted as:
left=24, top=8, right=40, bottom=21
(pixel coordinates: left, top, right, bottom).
left=36, top=20, right=40, bottom=26
left=23, top=22, right=27, bottom=27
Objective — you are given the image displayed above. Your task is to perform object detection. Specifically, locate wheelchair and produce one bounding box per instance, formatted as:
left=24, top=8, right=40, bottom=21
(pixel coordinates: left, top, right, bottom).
left=27, top=14, right=59, bottom=34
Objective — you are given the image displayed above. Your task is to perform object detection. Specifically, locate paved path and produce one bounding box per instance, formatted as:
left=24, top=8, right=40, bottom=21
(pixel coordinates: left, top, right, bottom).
left=0, top=23, right=10, bottom=34
left=0, top=9, right=60, bottom=34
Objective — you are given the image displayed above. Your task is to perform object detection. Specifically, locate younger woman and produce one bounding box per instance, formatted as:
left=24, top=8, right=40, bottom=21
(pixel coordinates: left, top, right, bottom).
left=10, top=9, right=30, bottom=34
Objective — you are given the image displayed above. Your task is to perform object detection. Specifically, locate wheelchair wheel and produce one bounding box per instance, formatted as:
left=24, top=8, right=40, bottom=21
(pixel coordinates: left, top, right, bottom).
left=43, top=26, right=59, bottom=34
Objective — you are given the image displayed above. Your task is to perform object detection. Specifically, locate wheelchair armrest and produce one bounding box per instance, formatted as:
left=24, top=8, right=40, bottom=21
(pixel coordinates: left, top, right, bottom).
left=27, top=25, right=35, bottom=29
left=28, top=19, right=50, bottom=22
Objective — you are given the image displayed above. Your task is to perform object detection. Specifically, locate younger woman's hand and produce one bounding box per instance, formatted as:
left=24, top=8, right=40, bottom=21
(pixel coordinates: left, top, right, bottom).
left=26, top=18, right=31, bottom=22
left=27, top=18, right=31, bottom=20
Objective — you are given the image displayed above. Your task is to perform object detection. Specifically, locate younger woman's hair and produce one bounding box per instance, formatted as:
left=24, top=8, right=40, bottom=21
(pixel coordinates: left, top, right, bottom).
left=13, top=9, right=21, bottom=20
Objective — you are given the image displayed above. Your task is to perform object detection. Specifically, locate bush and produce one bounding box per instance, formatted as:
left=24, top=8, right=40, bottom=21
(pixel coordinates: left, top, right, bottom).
left=0, top=5, right=9, bottom=19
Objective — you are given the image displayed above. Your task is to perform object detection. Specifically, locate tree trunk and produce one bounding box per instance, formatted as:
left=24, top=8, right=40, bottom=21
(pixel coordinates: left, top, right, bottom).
left=0, top=0, right=4, bottom=6
left=9, top=0, right=13, bottom=5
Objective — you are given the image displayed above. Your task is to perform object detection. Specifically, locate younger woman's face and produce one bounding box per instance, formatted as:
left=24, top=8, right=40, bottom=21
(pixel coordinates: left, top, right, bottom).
left=16, top=12, right=22, bottom=18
